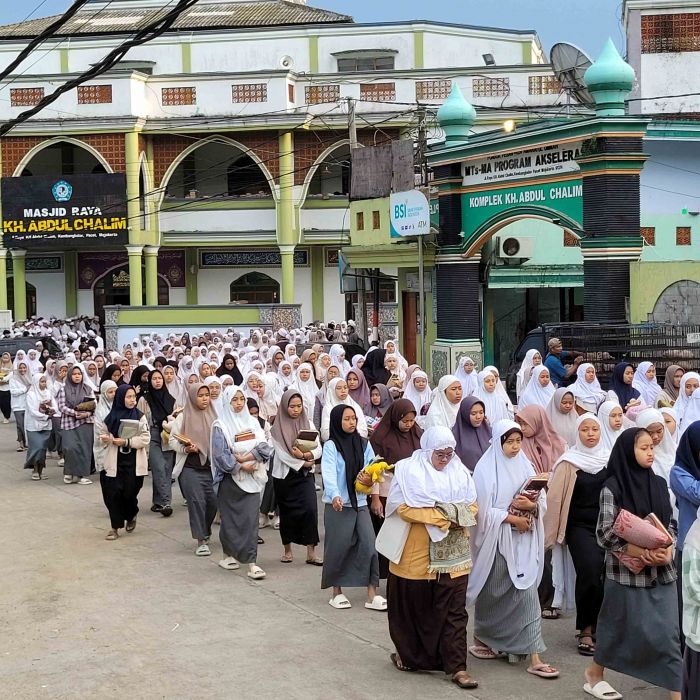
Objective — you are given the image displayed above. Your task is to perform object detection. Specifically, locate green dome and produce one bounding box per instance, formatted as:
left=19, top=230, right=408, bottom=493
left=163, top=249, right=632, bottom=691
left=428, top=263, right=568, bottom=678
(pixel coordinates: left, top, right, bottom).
left=584, top=38, right=634, bottom=92
left=437, top=82, right=475, bottom=144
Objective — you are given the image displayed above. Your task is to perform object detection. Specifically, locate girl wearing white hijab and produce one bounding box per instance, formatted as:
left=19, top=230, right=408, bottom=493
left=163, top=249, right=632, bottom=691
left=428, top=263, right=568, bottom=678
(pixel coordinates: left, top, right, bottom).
left=211, top=385, right=272, bottom=578
left=403, top=370, right=432, bottom=415
left=203, top=376, right=223, bottom=415
left=632, top=362, right=661, bottom=408
left=424, top=375, right=463, bottom=430
left=25, top=349, right=43, bottom=375
left=597, top=401, right=624, bottom=451
left=320, top=377, right=368, bottom=442
left=292, top=362, right=318, bottom=417
left=384, top=339, right=409, bottom=374
left=517, top=365, right=555, bottom=410
left=475, top=370, right=514, bottom=425
left=329, top=344, right=351, bottom=378
left=570, top=363, right=607, bottom=413
left=516, top=349, right=542, bottom=401
left=545, top=389, right=578, bottom=447
left=315, top=353, right=332, bottom=383
left=660, top=407, right=680, bottom=447
left=454, top=356, right=478, bottom=397
left=24, top=373, right=57, bottom=480
left=677, top=373, right=700, bottom=435
left=93, top=380, right=118, bottom=472
left=467, top=420, right=557, bottom=679
left=384, top=426, right=479, bottom=688
left=276, top=360, right=295, bottom=392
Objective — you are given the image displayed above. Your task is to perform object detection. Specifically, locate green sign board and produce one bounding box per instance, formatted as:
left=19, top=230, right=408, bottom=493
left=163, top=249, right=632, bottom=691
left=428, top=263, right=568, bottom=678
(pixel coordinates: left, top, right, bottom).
left=462, top=179, right=583, bottom=245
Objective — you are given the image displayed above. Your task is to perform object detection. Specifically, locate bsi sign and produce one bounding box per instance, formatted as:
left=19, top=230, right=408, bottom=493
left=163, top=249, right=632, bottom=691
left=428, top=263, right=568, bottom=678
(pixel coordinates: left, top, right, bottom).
left=390, top=189, right=431, bottom=238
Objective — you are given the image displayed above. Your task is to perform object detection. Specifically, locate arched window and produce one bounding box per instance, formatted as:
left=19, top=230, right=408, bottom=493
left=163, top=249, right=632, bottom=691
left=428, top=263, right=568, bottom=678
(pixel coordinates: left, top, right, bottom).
left=227, top=154, right=269, bottom=196
left=308, top=145, right=350, bottom=198
left=230, top=272, right=280, bottom=304
left=20, top=141, right=106, bottom=176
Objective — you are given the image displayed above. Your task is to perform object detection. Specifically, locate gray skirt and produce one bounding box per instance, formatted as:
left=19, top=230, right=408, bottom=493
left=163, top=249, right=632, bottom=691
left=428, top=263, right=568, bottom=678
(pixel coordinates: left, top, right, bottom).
left=321, top=504, right=379, bottom=590
left=474, top=550, right=545, bottom=656
left=218, top=476, right=259, bottom=564
left=62, top=422, right=93, bottom=478
left=25, top=429, right=50, bottom=467
left=595, top=577, right=682, bottom=691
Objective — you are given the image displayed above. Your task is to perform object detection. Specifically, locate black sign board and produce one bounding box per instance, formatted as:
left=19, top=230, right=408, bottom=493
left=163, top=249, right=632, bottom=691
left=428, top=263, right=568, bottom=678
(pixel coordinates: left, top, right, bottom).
left=2, top=173, right=128, bottom=248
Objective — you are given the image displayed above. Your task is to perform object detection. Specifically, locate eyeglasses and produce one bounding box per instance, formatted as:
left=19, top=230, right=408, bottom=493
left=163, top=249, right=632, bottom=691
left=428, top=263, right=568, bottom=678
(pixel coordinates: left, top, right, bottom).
left=433, top=449, right=454, bottom=461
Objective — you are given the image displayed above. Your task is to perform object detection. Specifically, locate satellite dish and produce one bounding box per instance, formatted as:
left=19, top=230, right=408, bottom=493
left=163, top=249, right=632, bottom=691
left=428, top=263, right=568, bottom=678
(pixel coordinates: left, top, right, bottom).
left=550, top=42, right=595, bottom=108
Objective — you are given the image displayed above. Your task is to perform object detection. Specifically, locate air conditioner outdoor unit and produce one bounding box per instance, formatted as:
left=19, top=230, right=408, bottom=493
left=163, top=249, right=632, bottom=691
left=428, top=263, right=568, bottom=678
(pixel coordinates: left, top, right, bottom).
left=495, top=235, right=535, bottom=260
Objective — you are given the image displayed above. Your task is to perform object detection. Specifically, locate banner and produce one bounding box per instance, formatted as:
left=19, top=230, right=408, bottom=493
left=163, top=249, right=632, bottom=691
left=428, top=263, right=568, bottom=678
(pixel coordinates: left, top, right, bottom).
left=2, top=174, right=128, bottom=248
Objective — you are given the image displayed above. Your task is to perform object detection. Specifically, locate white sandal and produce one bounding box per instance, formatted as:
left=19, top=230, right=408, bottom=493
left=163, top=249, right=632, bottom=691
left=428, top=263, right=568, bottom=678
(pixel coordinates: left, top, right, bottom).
left=365, top=595, right=387, bottom=611
left=218, top=557, right=239, bottom=570
left=584, top=681, right=622, bottom=700
left=195, top=543, right=211, bottom=556
left=329, top=594, right=351, bottom=609
left=247, top=564, right=266, bottom=580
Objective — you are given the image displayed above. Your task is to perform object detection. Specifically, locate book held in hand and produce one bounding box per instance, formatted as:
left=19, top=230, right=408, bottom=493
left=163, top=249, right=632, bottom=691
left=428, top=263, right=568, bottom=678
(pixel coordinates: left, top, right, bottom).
left=293, top=430, right=319, bottom=452
left=507, top=474, right=549, bottom=530
left=234, top=430, right=256, bottom=443
left=118, top=419, right=141, bottom=440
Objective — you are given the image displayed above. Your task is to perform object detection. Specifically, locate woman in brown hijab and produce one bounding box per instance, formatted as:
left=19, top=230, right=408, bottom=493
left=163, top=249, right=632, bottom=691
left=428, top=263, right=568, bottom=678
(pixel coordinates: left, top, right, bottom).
left=369, top=399, right=423, bottom=578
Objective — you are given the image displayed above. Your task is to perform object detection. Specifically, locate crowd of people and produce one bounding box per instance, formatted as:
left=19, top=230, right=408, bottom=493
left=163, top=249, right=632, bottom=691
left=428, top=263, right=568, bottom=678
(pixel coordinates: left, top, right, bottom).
left=5, top=323, right=700, bottom=697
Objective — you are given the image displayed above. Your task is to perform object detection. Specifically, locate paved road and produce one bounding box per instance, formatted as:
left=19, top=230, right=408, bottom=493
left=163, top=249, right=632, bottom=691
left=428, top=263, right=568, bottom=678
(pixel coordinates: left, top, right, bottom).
left=0, top=422, right=672, bottom=700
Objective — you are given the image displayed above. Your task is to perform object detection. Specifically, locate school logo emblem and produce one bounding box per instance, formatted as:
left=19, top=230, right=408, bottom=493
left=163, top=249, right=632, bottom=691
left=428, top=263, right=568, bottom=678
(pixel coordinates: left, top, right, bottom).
left=52, top=180, right=73, bottom=202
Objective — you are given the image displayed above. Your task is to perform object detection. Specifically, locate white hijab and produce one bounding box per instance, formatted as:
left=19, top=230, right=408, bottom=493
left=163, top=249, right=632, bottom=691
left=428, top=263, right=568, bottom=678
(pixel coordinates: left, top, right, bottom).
left=475, top=370, right=513, bottom=425
left=292, top=362, right=318, bottom=417
left=597, top=400, right=623, bottom=452
left=386, top=426, right=477, bottom=542
left=677, top=372, right=700, bottom=433
left=94, top=380, right=117, bottom=424
left=553, top=414, right=609, bottom=475
left=516, top=349, right=541, bottom=399
left=328, top=344, right=351, bottom=378
left=403, top=370, right=432, bottom=414
left=454, top=356, right=478, bottom=397
left=632, top=362, right=661, bottom=407
left=483, top=366, right=514, bottom=412
left=517, top=365, right=555, bottom=410
left=637, top=407, right=677, bottom=482
left=545, top=388, right=578, bottom=447
left=466, top=420, right=545, bottom=607
left=570, top=363, right=607, bottom=408
left=321, top=377, right=368, bottom=440
left=424, top=375, right=462, bottom=430
left=660, top=407, right=680, bottom=447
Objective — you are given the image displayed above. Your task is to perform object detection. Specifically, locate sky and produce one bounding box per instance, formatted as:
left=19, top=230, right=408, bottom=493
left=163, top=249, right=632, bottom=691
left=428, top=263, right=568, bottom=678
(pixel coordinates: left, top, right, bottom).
left=0, top=0, right=624, bottom=58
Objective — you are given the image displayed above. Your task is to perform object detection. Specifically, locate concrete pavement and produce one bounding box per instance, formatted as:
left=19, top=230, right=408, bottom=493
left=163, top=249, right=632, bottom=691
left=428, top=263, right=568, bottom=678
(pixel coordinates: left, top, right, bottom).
left=0, top=422, right=672, bottom=700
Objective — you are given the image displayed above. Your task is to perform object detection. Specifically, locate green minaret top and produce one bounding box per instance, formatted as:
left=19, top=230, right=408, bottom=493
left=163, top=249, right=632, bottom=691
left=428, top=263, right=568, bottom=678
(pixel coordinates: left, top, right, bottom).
left=583, top=38, right=635, bottom=116
left=437, top=82, right=476, bottom=145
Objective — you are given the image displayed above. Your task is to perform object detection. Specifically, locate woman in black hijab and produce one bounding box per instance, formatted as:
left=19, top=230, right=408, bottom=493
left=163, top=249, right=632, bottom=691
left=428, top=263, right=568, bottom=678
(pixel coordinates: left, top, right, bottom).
left=129, top=365, right=150, bottom=395
left=138, top=369, right=176, bottom=516
left=101, top=363, right=124, bottom=387
left=216, top=353, right=244, bottom=385
left=321, top=404, right=383, bottom=610
left=585, top=428, right=680, bottom=698
left=362, top=349, right=390, bottom=387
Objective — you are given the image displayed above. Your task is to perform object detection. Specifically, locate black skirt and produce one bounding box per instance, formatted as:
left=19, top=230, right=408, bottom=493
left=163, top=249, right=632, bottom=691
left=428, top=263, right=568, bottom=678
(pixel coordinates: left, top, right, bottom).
left=388, top=572, right=469, bottom=675
left=100, top=450, right=143, bottom=530
left=273, top=467, right=319, bottom=546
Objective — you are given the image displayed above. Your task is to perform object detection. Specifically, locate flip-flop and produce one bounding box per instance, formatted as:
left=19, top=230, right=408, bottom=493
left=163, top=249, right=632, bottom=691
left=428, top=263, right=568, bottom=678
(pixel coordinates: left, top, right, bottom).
left=305, top=558, right=324, bottom=566
left=390, top=653, right=415, bottom=672
left=328, top=594, right=351, bottom=609
left=280, top=554, right=293, bottom=563
left=527, top=663, right=560, bottom=679
left=31, top=473, right=41, bottom=480
left=468, top=645, right=500, bottom=660
left=365, top=595, right=387, bottom=611
left=541, top=607, right=561, bottom=620
left=105, top=530, right=118, bottom=541
left=583, top=681, right=622, bottom=700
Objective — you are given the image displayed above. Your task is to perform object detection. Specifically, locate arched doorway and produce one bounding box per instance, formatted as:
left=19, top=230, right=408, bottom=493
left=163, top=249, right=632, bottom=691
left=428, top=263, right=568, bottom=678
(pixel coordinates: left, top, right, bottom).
left=18, top=140, right=108, bottom=177
left=230, top=272, right=279, bottom=304
left=652, top=280, right=700, bottom=323
left=7, top=281, right=37, bottom=318
left=93, top=267, right=169, bottom=327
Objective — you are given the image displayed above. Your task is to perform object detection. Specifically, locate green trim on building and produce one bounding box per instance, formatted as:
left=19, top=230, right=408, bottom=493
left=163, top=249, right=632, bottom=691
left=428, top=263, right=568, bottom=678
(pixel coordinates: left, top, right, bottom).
left=630, top=261, right=700, bottom=323
left=308, top=35, right=319, bottom=73
left=60, top=48, right=69, bottom=73
left=311, top=246, right=325, bottom=321
left=116, top=306, right=261, bottom=326
left=414, top=30, right=425, bottom=69
left=181, top=43, right=192, bottom=73
left=64, top=252, right=78, bottom=317
left=488, top=265, right=583, bottom=288
left=342, top=242, right=435, bottom=268
left=302, top=198, right=349, bottom=209
left=521, top=41, right=532, bottom=64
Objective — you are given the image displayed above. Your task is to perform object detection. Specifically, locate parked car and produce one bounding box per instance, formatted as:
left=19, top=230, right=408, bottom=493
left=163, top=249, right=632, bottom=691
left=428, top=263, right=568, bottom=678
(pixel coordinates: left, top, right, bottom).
left=0, top=336, right=63, bottom=360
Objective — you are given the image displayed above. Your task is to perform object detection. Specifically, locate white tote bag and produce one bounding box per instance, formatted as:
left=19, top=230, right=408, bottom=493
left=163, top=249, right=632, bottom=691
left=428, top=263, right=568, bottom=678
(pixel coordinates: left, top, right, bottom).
left=375, top=512, right=411, bottom=564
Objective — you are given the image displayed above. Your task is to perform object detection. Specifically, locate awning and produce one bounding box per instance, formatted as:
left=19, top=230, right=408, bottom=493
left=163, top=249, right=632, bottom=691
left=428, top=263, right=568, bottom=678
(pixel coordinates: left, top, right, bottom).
left=487, top=264, right=583, bottom=289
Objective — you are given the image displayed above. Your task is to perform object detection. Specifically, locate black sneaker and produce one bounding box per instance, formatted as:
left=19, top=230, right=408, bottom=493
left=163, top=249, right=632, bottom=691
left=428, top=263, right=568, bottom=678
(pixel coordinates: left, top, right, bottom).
left=160, top=505, right=173, bottom=517
left=150, top=504, right=163, bottom=513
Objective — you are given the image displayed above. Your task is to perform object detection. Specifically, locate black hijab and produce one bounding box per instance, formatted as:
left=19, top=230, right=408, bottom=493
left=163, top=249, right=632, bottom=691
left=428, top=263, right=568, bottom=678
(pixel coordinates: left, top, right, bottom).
left=329, top=403, right=367, bottom=511
left=130, top=365, right=150, bottom=390
left=153, top=356, right=167, bottom=369
left=100, top=363, right=124, bottom=387
left=362, top=349, right=390, bottom=387
left=675, top=421, right=700, bottom=481
left=216, top=353, right=244, bottom=385
left=145, top=369, right=175, bottom=426
left=105, top=384, right=143, bottom=438
left=246, top=397, right=265, bottom=430
left=605, top=427, right=673, bottom=526
left=609, top=362, right=641, bottom=409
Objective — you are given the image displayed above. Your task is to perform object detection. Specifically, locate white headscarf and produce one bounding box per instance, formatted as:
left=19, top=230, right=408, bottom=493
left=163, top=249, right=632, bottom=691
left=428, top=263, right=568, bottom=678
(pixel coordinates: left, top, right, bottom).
left=482, top=366, right=514, bottom=411
left=321, top=376, right=368, bottom=440
left=403, top=370, right=432, bottom=414
left=517, top=365, right=555, bottom=410
left=328, top=344, right=351, bottom=378
left=94, top=380, right=117, bottom=424
left=292, top=362, right=318, bottom=418
left=516, top=349, right=541, bottom=399
left=632, top=362, right=661, bottom=407
left=554, top=414, right=609, bottom=475
left=570, top=363, right=606, bottom=408
left=680, top=387, right=700, bottom=438
left=454, top=356, right=478, bottom=397
left=637, top=407, right=676, bottom=483
left=466, top=419, right=545, bottom=607
left=424, top=374, right=462, bottom=430
left=385, top=426, right=477, bottom=542
left=545, top=388, right=578, bottom=447
left=475, top=369, right=513, bottom=425
left=676, top=372, right=700, bottom=432
left=597, top=400, right=623, bottom=452
left=660, top=407, right=680, bottom=447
